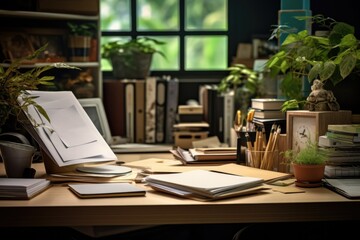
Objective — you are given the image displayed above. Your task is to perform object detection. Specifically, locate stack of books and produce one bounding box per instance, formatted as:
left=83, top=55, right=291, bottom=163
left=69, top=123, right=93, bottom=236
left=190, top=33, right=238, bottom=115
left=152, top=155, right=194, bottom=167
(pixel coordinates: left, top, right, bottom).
left=320, top=124, right=360, bottom=178
left=251, top=98, right=286, bottom=120
left=170, top=146, right=237, bottom=164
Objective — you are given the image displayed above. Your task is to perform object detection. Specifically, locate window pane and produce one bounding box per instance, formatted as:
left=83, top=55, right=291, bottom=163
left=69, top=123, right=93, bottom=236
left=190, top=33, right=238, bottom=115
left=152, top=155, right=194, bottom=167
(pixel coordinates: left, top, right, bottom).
left=185, top=0, right=227, bottom=30
left=151, top=36, right=179, bottom=70
left=101, top=0, right=131, bottom=31
left=185, top=36, right=227, bottom=70
left=137, top=0, right=179, bottom=31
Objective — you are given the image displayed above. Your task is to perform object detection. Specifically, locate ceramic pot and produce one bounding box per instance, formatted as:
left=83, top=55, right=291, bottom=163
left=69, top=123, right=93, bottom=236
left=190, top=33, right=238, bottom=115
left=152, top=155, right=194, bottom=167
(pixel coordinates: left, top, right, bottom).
left=292, top=163, right=325, bottom=183
left=0, top=141, right=35, bottom=178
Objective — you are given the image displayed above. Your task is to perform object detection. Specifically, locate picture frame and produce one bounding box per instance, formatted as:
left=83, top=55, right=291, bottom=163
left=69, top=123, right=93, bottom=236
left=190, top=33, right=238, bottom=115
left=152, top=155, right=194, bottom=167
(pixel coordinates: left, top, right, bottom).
left=0, top=31, right=35, bottom=63
left=78, top=98, right=113, bottom=145
left=286, top=110, right=352, bottom=153
left=27, top=28, right=67, bottom=62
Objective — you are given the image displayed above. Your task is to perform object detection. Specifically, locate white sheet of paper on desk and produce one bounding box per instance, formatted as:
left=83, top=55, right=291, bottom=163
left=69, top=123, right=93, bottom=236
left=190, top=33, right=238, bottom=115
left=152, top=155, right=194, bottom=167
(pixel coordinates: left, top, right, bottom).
left=19, top=91, right=117, bottom=167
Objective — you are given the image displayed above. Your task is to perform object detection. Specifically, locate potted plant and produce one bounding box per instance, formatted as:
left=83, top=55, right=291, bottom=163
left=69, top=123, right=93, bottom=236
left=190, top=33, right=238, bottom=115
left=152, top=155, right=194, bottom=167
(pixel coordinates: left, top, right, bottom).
left=217, top=63, right=263, bottom=123
left=265, top=14, right=360, bottom=113
left=0, top=44, right=77, bottom=134
left=101, top=37, right=166, bottom=79
left=67, top=22, right=96, bottom=62
left=283, top=141, right=327, bottom=187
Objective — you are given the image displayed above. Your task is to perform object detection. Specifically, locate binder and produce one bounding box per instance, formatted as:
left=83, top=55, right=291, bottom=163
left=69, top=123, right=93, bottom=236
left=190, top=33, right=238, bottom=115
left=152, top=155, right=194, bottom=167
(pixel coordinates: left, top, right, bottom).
left=145, top=77, right=157, bottom=143
left=165, top=77, right=179, bottom=143
left=124, top=80, right=136, bottom=143
left=135, top=80, right=146, bottom=143
left=103, top=80, right=126, bottom=137
left=156, top=77, right=167, bottom=143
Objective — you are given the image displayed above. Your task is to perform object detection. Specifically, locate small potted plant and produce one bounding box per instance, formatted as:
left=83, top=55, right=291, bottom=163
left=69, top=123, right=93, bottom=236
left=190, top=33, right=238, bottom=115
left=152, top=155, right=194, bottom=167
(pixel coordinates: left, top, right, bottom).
left=283, top=141, right=327, bottom=187
left=217, top=63, right=263, bottom=123
left=67, top=22, right=96, bottom=62
left=101, top=37, right=166, bottom=79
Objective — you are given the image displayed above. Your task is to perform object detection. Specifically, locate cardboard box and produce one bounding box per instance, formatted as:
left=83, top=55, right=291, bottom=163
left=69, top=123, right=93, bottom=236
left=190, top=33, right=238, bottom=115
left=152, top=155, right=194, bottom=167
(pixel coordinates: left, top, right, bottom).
left=37, top=0, right=99, bottom=15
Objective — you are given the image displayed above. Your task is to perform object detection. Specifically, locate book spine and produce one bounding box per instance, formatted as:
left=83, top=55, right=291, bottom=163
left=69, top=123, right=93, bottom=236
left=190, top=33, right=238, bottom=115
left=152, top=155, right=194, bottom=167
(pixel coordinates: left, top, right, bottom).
left=223, top=91, right=234, bottom=145
left=165, top=77, right=179, bottom=143
left=156, top=77, right=167, bottom=143
left=125, top=81, right=135, bottom=143
left=145, top=77, right=157, bottom=143
left=135, top=80, right=146, bottom=143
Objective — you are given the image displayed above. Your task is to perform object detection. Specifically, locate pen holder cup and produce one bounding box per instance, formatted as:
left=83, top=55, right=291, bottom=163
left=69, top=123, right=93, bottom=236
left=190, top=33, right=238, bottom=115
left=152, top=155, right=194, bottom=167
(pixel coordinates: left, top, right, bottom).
left=245, top=149, right=279, bottom=171
left=236, top=131, right=256, bottom=165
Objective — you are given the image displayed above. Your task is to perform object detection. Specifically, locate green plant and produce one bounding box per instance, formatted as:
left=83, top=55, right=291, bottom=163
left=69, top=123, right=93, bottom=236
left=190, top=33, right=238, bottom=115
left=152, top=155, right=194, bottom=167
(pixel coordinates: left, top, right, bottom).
left=283, top=141, right=327, bottom=165
left=265, top=14, right=360, bottom=111
left=0, top=44, right=78, bottom=132
left=101, top=37, right=166, bottom=60
left=67, top=22, right=96, bottom=37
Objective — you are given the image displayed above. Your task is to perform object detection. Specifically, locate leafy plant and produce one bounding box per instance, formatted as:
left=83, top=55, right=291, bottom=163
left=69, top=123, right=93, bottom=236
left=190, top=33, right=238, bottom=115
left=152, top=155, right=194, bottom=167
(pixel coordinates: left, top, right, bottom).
left=282, top=141, right=327, bottom=165
left=265, top=14, right=360, bottom=111
left=101, top=37, right=166, bottom=60
left=0, top=44, right=78, bottom=132
left=67, top=22, right=96, bottom=37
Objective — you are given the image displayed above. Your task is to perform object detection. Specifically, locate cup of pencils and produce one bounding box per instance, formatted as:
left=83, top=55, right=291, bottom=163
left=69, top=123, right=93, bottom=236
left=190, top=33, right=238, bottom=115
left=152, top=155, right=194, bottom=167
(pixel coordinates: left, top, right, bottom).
left=244, top=123, right=281, bottom=171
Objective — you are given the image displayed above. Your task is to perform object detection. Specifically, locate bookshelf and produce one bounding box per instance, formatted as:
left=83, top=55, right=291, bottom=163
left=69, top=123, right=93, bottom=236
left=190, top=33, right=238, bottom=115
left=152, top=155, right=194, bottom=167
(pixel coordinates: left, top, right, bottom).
left=0, top=0, right=102, bottom=99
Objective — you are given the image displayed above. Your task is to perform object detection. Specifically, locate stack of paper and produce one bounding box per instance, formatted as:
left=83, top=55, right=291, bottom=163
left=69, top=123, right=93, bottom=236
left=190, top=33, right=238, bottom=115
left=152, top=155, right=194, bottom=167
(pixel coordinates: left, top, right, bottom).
left=0, top=178, right=51, bottom=199
left=18, top=91, right=117, bottom=167
left=145, top=169, right=268, bottom=201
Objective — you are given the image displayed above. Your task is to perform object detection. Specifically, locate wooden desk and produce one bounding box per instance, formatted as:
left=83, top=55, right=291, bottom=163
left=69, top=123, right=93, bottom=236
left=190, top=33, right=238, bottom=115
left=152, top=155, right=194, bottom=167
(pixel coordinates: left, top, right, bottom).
left=0, top=153, right=360, bottom=227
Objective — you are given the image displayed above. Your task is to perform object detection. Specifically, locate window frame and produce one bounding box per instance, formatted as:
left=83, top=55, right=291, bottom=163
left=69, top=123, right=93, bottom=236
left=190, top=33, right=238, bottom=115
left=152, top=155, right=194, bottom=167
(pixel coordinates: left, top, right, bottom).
left=101, top=0, right=239, bottom=80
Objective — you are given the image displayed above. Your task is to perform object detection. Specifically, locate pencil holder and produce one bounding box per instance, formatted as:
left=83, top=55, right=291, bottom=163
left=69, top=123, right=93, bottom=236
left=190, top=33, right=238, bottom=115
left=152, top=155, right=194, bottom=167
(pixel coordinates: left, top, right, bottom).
left=245, top=149, right=279, bottom=171
left=236, top=131, right=256, bottom=164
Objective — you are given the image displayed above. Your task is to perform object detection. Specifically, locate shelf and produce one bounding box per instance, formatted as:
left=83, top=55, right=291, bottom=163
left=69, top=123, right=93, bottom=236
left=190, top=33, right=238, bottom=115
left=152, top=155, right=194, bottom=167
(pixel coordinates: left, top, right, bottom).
left=0, top=9, right=98, bottom=20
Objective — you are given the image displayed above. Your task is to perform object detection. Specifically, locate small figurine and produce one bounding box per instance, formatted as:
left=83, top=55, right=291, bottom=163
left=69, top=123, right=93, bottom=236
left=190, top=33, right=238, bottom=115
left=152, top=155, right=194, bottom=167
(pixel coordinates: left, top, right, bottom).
left=304, top=79, right=340, bottom=111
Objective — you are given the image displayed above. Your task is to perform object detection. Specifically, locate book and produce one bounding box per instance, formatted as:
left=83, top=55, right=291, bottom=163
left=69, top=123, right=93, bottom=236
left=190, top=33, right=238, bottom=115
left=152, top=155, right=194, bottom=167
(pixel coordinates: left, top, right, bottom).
left=135, top=80, right=146, bottom=143
left=327, top=124, right=360, bottom=134
left=165, top=77, right=179, bottom=143
left=188, top=148, right=237, bottom=161
left=253, top=110, right=285, bottom=119
left=124, top=80, right=136, bottom=143
left=223, top=90, right=235, bottom=146
left=144, top=169, right=266, bottom=201
left=318, top=135, right=360, bottom=148
left=145, top=77, right=157, bottom=143
left=0, top=178, right=51, bottom=199
left=68, top=182, right=146, bottom=198
left=325, top=165, right=360, bottom=178
left=251, top=98, right=286, bottom=110
left=155, top=77, right=167, bottom=143
left=326, top=131, right=360, bottom=143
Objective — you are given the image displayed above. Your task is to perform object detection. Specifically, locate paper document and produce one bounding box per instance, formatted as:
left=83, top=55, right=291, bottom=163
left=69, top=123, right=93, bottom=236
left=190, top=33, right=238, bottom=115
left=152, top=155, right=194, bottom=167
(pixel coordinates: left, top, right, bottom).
left=18, top=91, right=117, bottom=167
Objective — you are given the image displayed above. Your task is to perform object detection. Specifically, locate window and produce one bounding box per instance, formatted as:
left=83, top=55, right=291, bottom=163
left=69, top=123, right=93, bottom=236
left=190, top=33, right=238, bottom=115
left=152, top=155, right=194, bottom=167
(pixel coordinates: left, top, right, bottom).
left=100, top=0, right=229, bottom=79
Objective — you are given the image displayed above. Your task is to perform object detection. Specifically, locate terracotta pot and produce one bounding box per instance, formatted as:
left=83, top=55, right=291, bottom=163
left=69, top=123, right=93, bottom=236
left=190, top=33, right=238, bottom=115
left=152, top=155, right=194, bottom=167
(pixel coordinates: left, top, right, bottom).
left=292, top=163, right=325, bottom=183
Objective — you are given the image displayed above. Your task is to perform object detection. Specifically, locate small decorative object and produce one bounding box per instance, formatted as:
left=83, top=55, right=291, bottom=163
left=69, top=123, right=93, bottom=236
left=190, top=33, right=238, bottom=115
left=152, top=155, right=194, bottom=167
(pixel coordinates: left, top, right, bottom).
left=304, top=79, right=339, bottom=111
left=286, top=110, right=352, bottom=153
left=283, top=142, right=327, bottom=188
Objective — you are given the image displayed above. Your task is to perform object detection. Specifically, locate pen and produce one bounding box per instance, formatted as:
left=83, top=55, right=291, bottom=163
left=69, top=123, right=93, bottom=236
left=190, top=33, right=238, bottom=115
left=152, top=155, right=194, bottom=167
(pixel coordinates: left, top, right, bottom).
left=234, top=110, right=242, bottom=137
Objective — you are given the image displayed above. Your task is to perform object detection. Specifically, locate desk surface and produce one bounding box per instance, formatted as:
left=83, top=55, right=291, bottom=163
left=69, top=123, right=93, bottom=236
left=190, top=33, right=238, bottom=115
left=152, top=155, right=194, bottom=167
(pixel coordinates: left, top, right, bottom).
left=1, top=153, right=360, bottom=227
